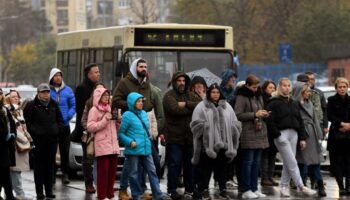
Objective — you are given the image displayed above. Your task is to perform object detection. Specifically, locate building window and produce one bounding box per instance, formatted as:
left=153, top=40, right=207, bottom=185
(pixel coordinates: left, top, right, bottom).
left=57, top=9, right=68, bottom=25
left=58, top=28, right=69, bottom=33
left=331, top=68, right=345, bottom=83
left=119, top=0, right=131, bottom=9
left=98, top=0, right=113, bottom=15
left=56, top=0, right=68, bottom=7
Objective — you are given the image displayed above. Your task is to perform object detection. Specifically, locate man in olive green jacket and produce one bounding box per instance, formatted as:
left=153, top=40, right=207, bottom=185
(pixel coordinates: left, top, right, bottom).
left=112, top=58, right=154, bottom=112
left=163, top=71, right=201, bottom=199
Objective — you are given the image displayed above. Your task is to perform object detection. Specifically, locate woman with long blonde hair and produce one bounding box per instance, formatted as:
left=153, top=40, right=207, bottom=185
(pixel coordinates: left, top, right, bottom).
left=267, top=78, right=316, bottom=197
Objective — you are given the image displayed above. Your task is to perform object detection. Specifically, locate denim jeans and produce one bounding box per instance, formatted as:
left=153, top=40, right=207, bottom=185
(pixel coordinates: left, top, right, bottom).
left=166, top=143, right=194, bottom=194
left=127, top=155, right=163, bottom=200
left=120, top=156, right=129, bottom=190
left=299, top=164, right=323, bottom=182
left=10, top=171, right=25, bottom=197
left=120, top=156, right=148, bottom=192
left=240, top=149, right=262, bottom=192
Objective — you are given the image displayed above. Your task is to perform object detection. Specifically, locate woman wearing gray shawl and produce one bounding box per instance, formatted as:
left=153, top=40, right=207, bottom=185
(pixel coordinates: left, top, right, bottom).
left=292, top=82, right=326, bottom=197
left=191, top=83, right=241, bottom=199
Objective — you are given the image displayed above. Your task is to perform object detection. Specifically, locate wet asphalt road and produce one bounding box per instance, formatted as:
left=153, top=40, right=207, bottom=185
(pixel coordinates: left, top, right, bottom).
left=3, top=170, right=350, bottom=199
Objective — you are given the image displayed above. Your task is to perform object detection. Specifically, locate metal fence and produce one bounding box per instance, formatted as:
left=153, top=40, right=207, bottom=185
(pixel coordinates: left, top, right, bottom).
left=237, top=63, right=328, bottom=86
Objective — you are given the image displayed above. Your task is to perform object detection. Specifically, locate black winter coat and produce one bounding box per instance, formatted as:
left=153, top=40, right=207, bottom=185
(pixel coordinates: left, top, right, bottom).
left=72, top=78, right=95, bottom=142
left=266, top=96, right=307, bottom=140
left=0, top=107, right=16, bottom=167
left=327, top=93, right=350, bottom=152
left=24, top=96, right=64, bottom=143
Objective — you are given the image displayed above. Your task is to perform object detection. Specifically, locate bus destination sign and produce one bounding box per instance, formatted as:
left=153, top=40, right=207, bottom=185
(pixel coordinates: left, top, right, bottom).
left=134, top=28, right=225, bottom=47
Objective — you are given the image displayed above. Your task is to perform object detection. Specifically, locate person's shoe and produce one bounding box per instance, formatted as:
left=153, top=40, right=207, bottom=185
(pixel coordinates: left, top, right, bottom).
left=300, top=186, right=316, bottom=196
left=253, top=190, right=266, bottom=198
left=317, top=180, right=326, bottom=197
left=62, top=173, right=70, bottom=184
left=242, top=190, right=258, bottom=199
left=142, top=192, right=152, bottom=200
left=219, top=190, right=230, bottom=199
left=201, top=190, right=211, bottom=200
left=169, top=192, right=182, bottom=200
left=269, top=178, right=279, bottom=186
left=226, top=180, right=237, bottom=189
left=261, top=178, right=274, bottom=186
left=85, top=185, right=96, bottom=194
left=183, top=192, right=192, bottom=200
left=280, top=187, right=290, bottom=197
left=119, top=189, right=132, bottom=200
left=36, top=193, right=45, bottom=200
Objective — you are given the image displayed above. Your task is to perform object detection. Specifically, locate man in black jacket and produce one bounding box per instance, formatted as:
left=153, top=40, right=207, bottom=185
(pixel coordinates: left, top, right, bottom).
left=24, top=83, right=64, bottom=200
left=70, top=63, right=100, bottom=193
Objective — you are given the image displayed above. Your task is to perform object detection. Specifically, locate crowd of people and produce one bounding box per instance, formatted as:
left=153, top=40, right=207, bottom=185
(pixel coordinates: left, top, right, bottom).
left=0, top=58, right=350, bottom=200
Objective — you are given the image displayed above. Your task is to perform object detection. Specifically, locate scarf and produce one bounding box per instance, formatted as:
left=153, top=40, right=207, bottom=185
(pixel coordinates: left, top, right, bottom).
left=97, top=103, right=111, bottom=112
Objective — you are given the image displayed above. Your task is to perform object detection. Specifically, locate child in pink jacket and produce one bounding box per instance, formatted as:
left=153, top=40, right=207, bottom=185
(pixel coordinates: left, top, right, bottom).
left=87, top=87, right=120, bottom=200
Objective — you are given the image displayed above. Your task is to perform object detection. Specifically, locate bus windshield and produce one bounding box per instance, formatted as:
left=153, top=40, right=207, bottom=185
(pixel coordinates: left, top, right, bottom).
left=125, top=51, right=232, bottom=91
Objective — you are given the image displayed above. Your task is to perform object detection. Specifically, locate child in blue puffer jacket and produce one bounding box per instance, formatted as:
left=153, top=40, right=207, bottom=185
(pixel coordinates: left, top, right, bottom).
left=118, top=92, right=168, bottom=200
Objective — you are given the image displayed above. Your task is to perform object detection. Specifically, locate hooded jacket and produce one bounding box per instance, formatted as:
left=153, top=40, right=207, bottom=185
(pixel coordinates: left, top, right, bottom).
left=87, top=88, right=120, bottom=157
left=220, top=69, right=236, bottom=103
left=118, top=92, right=152, bottom=156
left=292, top=82, right=323, bottom=165
left=162, top=72, right=201, bottom=144
left=49, top=68, right=76, bottom=126
left=191, top=98, right=241, bottom=165
left=234, top=86, right=269, bottom=149
left=112, top=58, right=154, bottom=112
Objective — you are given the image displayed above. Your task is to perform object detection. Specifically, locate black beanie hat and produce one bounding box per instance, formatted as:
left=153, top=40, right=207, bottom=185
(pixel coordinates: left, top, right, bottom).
left=206, top=83, right=225, bottom=101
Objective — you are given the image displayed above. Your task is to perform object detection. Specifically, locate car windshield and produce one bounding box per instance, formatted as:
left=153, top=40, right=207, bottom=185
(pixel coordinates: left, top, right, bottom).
left=125, top=51, right=232, bottom=92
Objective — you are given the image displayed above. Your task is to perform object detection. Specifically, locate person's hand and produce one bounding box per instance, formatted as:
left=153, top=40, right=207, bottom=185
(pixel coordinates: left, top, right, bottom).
left=255, top=110, right=269, bottom=118
left=196, top=89, right=206, bottom=99
left=323, top=128, right=329, bottom=136
left=178, top=102, right=186, bottom=108
left=131, top=141, right=137, bottom=149
left=159, top=134, right=166, bottom=145
left=299, top=140, right=306, bottom=150
left=105, top=112, right=112, bottom=120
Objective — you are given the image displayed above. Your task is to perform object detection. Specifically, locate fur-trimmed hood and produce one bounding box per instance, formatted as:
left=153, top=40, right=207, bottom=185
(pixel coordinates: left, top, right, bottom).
left=236, top=85, right=262, bottom=98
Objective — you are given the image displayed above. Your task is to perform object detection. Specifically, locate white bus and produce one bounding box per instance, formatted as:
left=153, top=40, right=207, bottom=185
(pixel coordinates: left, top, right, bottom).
left=56, top=23, right=235, bottom=91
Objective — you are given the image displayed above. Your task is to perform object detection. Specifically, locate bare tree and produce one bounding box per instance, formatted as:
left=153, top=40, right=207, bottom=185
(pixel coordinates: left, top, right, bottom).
left=131, top=0, right=159, bottom=24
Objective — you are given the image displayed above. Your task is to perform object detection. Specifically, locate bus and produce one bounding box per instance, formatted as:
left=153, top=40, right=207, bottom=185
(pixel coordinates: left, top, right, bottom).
left=56, top=24, right=235, bottom=91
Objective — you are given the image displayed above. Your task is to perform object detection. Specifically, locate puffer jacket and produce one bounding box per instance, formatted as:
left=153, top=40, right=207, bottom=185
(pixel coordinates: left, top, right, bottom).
left=118, top=92, right=152, bottom=156
left=49, top=68, right=76, bottom=126
left=87, top=88, right=120, bottom=157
